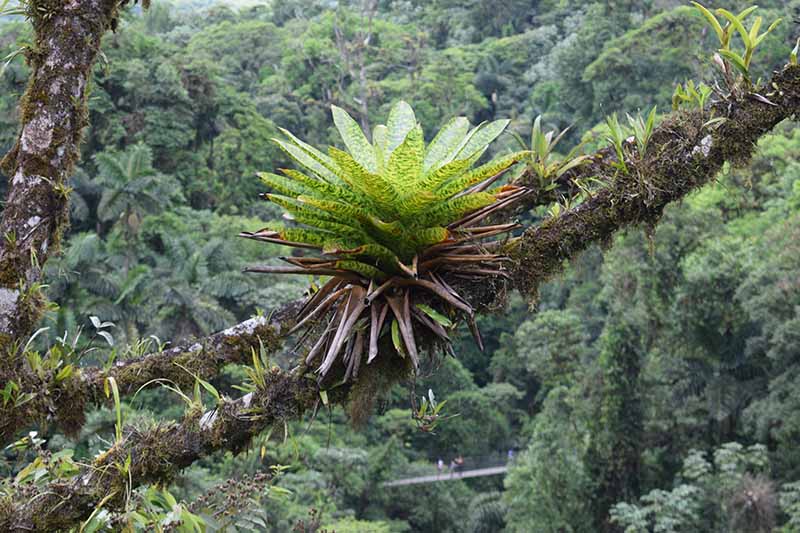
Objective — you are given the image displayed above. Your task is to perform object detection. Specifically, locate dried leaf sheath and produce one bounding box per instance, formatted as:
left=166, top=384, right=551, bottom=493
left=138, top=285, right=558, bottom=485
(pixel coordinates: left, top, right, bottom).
left=243, top=101, right=530, bottom=380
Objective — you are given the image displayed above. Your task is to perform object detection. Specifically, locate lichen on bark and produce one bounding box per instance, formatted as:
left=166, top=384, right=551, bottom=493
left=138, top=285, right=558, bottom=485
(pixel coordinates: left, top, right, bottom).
left=0, top=0, right=121, bottom=349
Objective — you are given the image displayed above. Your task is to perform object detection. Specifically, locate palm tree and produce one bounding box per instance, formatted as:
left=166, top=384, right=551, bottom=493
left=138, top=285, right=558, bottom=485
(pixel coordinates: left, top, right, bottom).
left=467, top=491, right=508, bottom=533
left=45, top=231, right=153, bottom=347
left=149, top=235, right=237, bottom=342
left=67, top=167, right=99, bottom=230
left=92, top=142, right=182, bottom=266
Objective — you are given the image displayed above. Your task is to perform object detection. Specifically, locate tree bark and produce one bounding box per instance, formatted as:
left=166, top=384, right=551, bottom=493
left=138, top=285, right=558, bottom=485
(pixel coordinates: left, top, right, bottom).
left=0, top=0, right=122, bottom=348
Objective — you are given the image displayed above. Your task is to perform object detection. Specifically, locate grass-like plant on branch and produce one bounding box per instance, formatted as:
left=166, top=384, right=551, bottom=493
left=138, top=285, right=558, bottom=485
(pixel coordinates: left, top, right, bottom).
left=241, top=101, right=529, bottom=381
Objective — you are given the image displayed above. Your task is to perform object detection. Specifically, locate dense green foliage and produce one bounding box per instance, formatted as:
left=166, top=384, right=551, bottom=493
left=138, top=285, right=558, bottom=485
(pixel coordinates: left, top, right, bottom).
left=1, top=0, right=799, bottom=531
left=257, top=102, right=525, bottom=271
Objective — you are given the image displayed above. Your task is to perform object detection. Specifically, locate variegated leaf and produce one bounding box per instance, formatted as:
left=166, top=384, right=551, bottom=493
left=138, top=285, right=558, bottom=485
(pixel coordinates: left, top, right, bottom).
left=265, top=194, right=339, bottom=224
left=416, top=156, right=476, bottom=194
left=334, top=260, right=387, bottom=280
left=454, top=119, right=510, bottom=160
left=373, top=124, right=388, bottom=172
left=331, top=105, right=378, bottom=172
left=435, top=151, right=529, bottom=199
left=417, top=193, right=495, bottom=227
left=386, top=100, right=416, bottom=155
left=280, top=168, right=374, bottom=211
left=423, top=116, right=470, bottom=173
left=328, top=147, right=397, bottom=216
left=388, top=126, right=425, bottom=212
left=336, top=243, right=401, bottom=271
left=410, top=226, right=450, bottom=247
left=273, top=138, right=341, bottom=184
left=258, top=172, right=310, bottom=197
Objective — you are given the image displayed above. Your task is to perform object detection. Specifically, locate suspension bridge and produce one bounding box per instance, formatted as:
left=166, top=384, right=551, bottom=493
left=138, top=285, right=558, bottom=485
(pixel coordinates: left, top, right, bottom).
left=382, top=452, right=514, bottom=487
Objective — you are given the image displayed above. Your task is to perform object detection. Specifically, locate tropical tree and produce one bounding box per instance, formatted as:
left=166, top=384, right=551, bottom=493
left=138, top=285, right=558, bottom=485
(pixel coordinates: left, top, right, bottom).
left=92, top=142, right=182, bottom=260
left=149, top=235, right=237, bottom=341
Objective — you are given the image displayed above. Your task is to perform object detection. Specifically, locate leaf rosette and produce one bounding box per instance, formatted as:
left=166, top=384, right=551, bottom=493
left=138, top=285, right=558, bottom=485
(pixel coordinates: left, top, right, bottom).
left=242, top=101, right=530, bottom=381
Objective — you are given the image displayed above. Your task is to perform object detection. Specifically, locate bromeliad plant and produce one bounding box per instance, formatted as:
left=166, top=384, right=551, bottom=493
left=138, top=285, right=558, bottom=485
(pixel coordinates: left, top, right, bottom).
left=241, top=101, right=530, bottom=381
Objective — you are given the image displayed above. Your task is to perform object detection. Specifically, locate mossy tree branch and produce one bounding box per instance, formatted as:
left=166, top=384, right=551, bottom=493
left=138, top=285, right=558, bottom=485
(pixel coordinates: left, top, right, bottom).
left=3, top=65, right=799, bottom=530
left=510, top=65, right=800, bottom=298
left=0, top=301, right=301, bottom=447
left=0, top=367, right=325, bottom=532
left=82, top=302, right=301, bottom=403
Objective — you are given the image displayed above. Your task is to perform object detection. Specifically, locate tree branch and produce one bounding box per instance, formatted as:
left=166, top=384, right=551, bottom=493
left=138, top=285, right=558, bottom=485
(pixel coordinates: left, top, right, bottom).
left=4, top=65, right=798, bottom=528
left=0, top=367, right=326, bottom=532
left=0, top=1, right=798, bottom=528
left=83, top=301, right=302, bottom=403
left=0, top=300, right=301, bottom=446
left=510, top=65, right=800, bottom=298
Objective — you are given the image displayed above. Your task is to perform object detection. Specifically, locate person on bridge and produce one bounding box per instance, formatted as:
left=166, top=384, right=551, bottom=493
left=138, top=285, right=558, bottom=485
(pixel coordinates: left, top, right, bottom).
left=451, top=455, right=464, bottom=477
left=437, top=458, right=444, bottom=476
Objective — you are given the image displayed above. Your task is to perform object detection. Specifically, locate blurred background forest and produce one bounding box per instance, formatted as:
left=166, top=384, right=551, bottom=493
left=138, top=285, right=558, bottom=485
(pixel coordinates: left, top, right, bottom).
left=2, top=0, right=800, bottom=531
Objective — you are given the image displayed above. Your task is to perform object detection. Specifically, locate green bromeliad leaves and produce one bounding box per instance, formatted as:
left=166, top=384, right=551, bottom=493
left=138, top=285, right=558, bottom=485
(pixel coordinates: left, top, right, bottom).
left=261, top=101, right=529, bottom=276
left=423, top=116, right=470, bottom=173
left=332, top=105, right=378, bottom=172
left=386, top=100, right=417, bottom=154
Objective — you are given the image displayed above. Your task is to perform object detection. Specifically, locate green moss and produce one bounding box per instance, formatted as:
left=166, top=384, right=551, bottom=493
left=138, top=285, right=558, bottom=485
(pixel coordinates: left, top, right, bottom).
left=0, top=364, right=88, bottom=444
left=346, top=347, right=412, bottom=427
left=0, top=493, right=12, bottom=532
left=0, top=260, right=21, bottom=289
left=220, top=322, right=282, bottom=364
left=52, top=372, right=88, bottom=437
